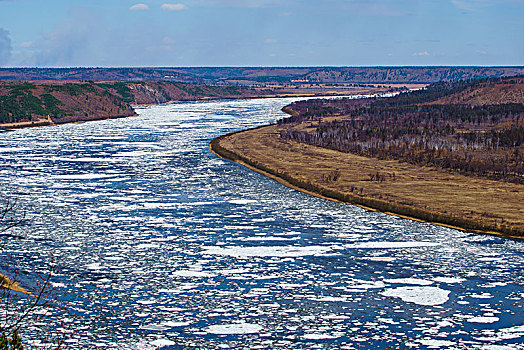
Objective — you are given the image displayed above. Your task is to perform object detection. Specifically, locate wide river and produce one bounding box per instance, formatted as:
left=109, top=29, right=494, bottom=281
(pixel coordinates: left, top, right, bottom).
left=0, top=98, right=523, bottom=349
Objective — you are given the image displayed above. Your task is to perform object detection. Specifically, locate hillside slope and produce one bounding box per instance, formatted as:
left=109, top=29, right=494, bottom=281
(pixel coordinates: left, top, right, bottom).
left=0, top=81, right=259, bottom=129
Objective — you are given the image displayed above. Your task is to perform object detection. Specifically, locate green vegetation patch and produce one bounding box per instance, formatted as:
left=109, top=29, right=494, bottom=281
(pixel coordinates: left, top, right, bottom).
left=97, top=82, right=134, bottom=102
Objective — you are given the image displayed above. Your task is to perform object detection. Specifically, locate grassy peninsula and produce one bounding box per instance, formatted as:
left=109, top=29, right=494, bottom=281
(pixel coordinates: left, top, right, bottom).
left=211, top=77, right=524, bottom=238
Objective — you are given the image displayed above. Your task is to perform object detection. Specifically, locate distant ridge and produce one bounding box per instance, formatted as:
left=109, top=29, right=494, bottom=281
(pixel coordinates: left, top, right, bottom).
left=1, top=66, right=523, bottom=85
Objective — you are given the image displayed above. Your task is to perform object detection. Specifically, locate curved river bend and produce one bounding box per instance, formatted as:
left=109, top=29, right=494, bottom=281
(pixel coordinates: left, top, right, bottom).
left=0, top=98, right=523, bottom=349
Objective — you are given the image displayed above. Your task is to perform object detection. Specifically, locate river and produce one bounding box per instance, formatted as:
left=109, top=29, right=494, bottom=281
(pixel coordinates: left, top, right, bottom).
left=0, top=98, right=523, bottom=349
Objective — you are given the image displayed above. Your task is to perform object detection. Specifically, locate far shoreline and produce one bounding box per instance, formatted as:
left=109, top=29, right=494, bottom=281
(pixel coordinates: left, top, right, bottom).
left=0, top=89, right=390, bottom=132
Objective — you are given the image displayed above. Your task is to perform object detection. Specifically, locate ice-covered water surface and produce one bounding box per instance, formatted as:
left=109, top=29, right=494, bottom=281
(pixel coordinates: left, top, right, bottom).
left=0, top=98, right=523, bottom=349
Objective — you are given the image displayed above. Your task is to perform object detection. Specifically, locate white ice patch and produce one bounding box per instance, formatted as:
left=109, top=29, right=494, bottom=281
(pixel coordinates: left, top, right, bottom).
left=302, top=333, right=340, bottom=340
left=470, top=292, right=493, bottom=299
left=201, top=245, right=333, bottom=257
left=346, top=241, right=441, bottom=249
left=243, top=236, right=299, bottom=242
left=52, top=174, right=116, bottom=180
left=467, top=316, right=499, bottom=323
left=0, top=147, right=30, bottom=152
left=348, top=280, right=386, bottom=289
left=418, top=339, right=456, bottom=348
left=476, top=324, right=524, bottom=342
left=86, top=262, right=102, bottom=270
left=228, top=199, right=257, bottom=205
left=433, top=277, right=466, bottom=284
left=381, top=286, right=450, bottom=306
left=384, top=278, right=433, bottom=286
left=361, top=256, right=396, bottom=262
left=205, top=323, right=263, bottom=335
left=150, top=339, right=177, bottom=347
left=136, top=243, right=160, bottom=249
left=172, top=270, right=215, bottom=278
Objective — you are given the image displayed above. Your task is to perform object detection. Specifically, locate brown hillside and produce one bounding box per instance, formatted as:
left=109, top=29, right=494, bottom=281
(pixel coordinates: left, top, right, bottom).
left=429, top=78, right=524, bottom=106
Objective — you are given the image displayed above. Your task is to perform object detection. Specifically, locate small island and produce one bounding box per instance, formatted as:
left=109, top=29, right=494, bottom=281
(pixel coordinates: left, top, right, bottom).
left=211, top=76, right=524, bottom=238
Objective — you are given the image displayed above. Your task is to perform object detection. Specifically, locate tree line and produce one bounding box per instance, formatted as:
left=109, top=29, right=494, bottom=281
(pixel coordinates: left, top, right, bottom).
left=279, top=77, right=524, bottom=183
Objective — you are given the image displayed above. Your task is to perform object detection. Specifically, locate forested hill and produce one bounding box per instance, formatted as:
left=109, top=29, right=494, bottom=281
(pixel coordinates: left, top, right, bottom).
left=280, top=76, right=524, bottom=183
left=1, top=66, right=523, bottom=85
left=0, top=81, right=256, bottom=128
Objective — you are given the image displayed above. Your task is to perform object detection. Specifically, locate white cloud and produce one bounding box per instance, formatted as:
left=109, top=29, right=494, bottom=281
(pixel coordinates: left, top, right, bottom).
left=161, top=3, right=189, bottom=11
left=20, top=41, right=33, bottom=48
left=264, top=39, right=277, bottom=44
left=450, top=0, right=504, bottom=11
left=412, top=51, right=430, bottom=56
left=129, top=4, right=149, bottom=11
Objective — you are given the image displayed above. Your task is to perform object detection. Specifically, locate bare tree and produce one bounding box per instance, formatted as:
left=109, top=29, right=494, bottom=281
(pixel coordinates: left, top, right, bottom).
left=0, top=198, right=60, bottom=349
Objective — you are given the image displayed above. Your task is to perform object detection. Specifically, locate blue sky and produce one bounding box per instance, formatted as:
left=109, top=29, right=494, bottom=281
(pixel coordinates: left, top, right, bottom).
left=0, top=0, right=522, bottom=67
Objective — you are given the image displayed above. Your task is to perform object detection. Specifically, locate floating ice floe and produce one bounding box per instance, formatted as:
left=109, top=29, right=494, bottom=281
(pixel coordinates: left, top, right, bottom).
left=243, top=236, right=299, bottom=241
left=361, top=256, right=396, bottom=262
left=433, top=277, right=466, bottom=284
left=469, top=292, right=493, bottom=299
left=302, top=333, right=340, bottom=340
left=381, top=286, right=450, bottom=306
left=475, top=324, right=524, bottom=342
left=172, top=270, right=215, bottom=278
left=346, top=241, right=441, bottom=249
left=384, top=278, right=434, bottom=286
left=52, top=174, right=117, bottom=180
left=482, top=282, right=507, bottom=288
left=467, top=316, right=499, bottom=323
left=228, top=199, right=258, bottom=205
left=135, top=243, right=160, bottom=249
left=150, top=339, right=177, bottom=347
left=205, top=323, right=263, bottom=334
left=418, top=339, right=456, bottom=348
left=201, top=245, right=333, bottom=257
left=348, top=280, right=386, bottom=289
left=86, top=262, right=102, bottom=270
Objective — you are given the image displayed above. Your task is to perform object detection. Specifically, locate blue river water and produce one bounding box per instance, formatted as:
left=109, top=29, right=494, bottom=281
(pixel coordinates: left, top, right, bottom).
left=0, top=97, right=523, bottom=349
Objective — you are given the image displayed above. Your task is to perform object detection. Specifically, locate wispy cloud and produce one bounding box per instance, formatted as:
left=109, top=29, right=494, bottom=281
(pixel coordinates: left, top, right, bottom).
left=450, top=0, right=508, bottom=11
left=0, top=28, right=12, bottom=66
left=32, top=9, right=103, bottom=66
left=129, top=4, right=150, bottom=11
left=161, top=3, right=189, bottom=11
left=412, top=51, right=430, bottom=56
left=451, top=0, right=477, bottom=11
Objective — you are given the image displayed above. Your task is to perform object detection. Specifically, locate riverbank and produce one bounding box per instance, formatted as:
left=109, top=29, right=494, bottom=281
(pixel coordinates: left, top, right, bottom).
left=210, top=120, right=524, bottom=239
left=1, top=273, right=30, bottom=295
left=0, top=82, right=391, bottom=131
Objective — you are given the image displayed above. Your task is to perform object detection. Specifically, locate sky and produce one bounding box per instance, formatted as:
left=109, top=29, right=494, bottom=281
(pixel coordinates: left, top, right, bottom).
left=0, top=0, right=523, bottom=67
